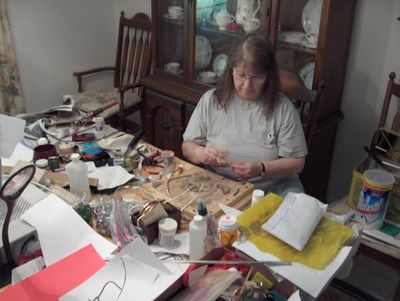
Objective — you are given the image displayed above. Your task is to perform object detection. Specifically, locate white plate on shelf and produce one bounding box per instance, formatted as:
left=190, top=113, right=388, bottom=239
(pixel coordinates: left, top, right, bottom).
left=196, top=35, right=212, bottom=71
left=299, top=62, right=315, bottom=89
left=213, top=54, right=228, bottom=76
left=279, top=31, right=307, bottom=44
left=302, top=0, right=323, bottom=36
left=163, top=13, right=183, bottom=20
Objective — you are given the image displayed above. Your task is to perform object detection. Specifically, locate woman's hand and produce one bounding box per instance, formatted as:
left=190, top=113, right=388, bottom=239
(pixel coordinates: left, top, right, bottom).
left=198, top=145, right=230, bottom=166
left=230, top=162, right=262, bottom=179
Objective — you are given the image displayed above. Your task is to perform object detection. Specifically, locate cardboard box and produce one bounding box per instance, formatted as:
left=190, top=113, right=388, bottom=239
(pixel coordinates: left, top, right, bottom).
left=348, top=157, right=400, bottom=224
left=155, top=247, right=297, bottom=300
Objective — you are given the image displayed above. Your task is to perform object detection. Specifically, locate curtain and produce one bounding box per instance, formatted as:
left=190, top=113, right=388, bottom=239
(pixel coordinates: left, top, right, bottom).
left=0, top=0, right=24, bottom=115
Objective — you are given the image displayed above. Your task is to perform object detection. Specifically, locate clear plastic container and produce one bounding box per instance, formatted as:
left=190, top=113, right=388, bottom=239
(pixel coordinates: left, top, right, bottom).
left=66, top=153, right=91, bottom=202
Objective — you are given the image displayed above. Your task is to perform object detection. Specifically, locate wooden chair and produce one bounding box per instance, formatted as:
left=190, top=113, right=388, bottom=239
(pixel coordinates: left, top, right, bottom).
left=376, top=72, right=400, bottom=131
left=71, top=12, right=152, bottom=131
left=279, top=70, right=325, bottom=145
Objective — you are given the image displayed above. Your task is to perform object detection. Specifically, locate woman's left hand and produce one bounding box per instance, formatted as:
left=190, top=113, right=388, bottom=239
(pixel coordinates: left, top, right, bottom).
left=230, top=162, right=262, bottom=179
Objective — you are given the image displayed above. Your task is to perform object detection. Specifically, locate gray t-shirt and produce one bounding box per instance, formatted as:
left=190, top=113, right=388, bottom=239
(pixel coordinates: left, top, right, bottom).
left=183, top=89, right=308, bottom=193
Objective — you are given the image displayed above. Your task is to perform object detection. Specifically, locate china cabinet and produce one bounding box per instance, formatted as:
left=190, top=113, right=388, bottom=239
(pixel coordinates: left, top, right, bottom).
left=141, top=0, right=356, bottom=200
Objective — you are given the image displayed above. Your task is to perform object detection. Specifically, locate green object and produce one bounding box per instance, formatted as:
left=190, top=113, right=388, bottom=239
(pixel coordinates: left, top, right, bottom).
left=74, top=203, right=93, bottom=224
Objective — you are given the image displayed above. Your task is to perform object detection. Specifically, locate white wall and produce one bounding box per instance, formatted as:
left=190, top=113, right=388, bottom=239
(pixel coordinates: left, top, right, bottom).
left=7, top=0, right=116, bottom=113
left=326, top=0, right=400, bottom=202
left=115, top=0, right=151, bottom=22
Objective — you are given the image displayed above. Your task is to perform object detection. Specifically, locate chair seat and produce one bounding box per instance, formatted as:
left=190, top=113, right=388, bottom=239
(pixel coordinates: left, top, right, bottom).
left=70, top=88, right=142, bottom=119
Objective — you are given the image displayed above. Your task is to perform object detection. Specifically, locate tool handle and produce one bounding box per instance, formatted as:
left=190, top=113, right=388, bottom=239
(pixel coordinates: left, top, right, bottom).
left=124, top=128, right=145, bottom=157
left=128, top=128, right=145, bottom=149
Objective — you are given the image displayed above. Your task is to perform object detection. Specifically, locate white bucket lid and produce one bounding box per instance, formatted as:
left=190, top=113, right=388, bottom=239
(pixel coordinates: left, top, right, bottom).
left=363, top=169, right=395, bottom=187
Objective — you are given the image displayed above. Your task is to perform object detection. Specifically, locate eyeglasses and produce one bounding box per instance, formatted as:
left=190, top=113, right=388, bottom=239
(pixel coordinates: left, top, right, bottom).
left=232, top=70, right=266, bottom=85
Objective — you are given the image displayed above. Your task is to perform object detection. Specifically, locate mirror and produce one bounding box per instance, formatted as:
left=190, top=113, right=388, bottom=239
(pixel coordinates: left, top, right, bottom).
left=1, top=164, right=36, bottom=272
left=1, top=165, right=36, bottom=200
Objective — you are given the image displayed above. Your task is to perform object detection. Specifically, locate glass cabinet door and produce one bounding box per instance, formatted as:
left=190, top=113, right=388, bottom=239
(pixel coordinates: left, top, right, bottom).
left=195, top=0, right=263, bottom=85
left=155, top=0, right=185, bottom=77
left=275, top=0, right=322, bottom=89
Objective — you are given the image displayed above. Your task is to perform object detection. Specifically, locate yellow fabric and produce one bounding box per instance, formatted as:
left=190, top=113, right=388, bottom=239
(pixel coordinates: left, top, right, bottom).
left=237, top=193, right=354, bottom=270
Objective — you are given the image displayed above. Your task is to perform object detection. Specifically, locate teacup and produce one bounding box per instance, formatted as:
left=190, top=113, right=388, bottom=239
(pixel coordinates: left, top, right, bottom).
left=165, top=62, right=181, bottom=74
left=199, top=71, right=218, bottom=83
left=305, top=33, right=318, bottom=48
left=243, top=18, right=260, bottom=33
left=168, top=6, right=184, bottom=19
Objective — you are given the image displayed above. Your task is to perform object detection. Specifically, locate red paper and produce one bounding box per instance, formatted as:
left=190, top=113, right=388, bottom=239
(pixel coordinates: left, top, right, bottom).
left=0, top=244, right=105, bottom=301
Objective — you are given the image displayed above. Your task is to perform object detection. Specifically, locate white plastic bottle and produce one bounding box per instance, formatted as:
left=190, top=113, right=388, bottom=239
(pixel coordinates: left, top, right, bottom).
left=189, top=215, right=207, bottom=260
left=251, top=189, right=265, bottom=206
left=66, top=153, right=91, bottom=202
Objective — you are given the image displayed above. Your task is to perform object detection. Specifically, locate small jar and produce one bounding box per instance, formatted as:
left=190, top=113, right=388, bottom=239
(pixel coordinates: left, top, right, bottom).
left=218, top=215, right=239, bottom=248
left=158, top=217, right=178, bottom=248
left=251, top=189, right=265, bottom=206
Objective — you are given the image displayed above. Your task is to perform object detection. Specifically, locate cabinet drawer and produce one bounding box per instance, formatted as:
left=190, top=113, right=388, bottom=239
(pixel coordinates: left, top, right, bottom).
left=143, top=90, right=184, bottom=157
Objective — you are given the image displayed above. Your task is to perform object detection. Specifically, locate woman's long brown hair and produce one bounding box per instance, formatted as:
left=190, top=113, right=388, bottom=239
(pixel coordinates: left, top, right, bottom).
left=214, top=32, right=280, bottom=117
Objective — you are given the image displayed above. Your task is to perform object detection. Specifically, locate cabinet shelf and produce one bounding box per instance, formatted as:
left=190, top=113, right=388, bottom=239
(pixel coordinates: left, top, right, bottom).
left=278, top=42, right=317, bottom=56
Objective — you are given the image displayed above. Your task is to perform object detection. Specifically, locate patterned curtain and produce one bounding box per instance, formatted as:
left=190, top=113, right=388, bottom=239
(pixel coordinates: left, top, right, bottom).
left=0, top=0, right=24, bottom=115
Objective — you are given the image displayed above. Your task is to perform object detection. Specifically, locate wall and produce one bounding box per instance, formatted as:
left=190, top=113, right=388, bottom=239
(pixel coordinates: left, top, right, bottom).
left=115, top=0, right=151, bottom=22
left=7, top=0, right=116, bottom=113
left=326, top=0, right=400, bottom=202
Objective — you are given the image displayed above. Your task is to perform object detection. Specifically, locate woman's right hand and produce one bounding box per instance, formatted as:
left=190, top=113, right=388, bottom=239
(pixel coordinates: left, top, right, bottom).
left=198, top=145, right=230, bottom=166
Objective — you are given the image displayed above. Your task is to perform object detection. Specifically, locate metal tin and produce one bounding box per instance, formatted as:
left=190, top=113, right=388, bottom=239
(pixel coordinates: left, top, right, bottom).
left=48, top=156, right=60, bottom=171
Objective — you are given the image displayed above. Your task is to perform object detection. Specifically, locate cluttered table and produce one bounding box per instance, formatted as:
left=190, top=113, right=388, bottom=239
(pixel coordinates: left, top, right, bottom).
left=0, top=111, right=364, bottom=300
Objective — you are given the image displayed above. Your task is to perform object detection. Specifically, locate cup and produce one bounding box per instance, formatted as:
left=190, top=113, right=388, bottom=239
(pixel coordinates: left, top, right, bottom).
left=199, top=71, right=217, bottom=83
left=305, top=33, right=318, bottom=47
left=165, top=62, right=180, bottom=74
left=243, top=18, right=260, bottom=33
left=168, top=6, right=184, bottom=19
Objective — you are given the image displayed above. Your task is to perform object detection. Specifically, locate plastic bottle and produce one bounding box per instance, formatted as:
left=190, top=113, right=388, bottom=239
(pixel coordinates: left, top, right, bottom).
left=189, top=215, right=207, bottom=260
left=218, top=215, right=239, bottom=248
left=196, top=199, right=219, bottom=252
left=66, top=153, right=91, bottom=202
left=251, top=189, right=265, bottom=206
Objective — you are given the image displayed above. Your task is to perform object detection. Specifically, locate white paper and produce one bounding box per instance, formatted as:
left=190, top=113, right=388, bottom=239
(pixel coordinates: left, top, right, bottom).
left=89, top=165, right=134, bottom=190
left=21, top=194, right=116, bottom=266
left=234, top=240, right=356, bottom=298
left=149, top=232, right=189, bottom=255
left=0, top=141, right=33, bottom=167
left=0, top=114, right=25, bottom=158
left=61, top=238, right=188, bottom=301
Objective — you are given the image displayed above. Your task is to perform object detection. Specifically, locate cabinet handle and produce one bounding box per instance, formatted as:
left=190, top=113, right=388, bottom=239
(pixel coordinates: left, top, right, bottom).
left=160, top=121, right=171, bottom=130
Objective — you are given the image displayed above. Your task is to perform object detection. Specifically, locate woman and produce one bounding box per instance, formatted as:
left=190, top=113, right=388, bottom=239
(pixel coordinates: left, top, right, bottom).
left=182, top=33, right=307, bottom=196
